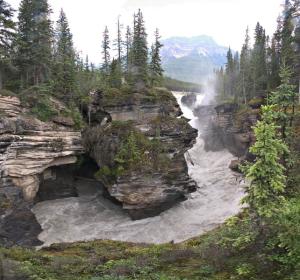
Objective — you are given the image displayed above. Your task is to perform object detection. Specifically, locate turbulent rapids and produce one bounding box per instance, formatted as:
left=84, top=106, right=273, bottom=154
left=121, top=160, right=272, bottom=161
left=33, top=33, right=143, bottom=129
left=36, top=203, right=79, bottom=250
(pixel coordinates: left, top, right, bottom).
left=32, top=92, right=245, bottom=247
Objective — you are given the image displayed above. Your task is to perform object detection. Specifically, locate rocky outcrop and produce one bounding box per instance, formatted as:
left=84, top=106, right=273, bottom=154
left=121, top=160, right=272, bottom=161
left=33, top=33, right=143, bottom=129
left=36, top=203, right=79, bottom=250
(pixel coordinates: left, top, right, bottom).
left=84, top=88, right=198, bottom=219
left=1, top=87, right=199, bottom=244
left=194, top=102, right=260, bottom=167
left=0, top=95, right=84, bottom=246
left=181, top=93, right=197, bottom=107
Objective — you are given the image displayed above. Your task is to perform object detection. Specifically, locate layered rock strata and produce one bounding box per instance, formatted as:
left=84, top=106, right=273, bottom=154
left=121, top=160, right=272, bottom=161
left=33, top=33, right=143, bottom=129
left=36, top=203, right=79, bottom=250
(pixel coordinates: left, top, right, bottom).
left=0, top=95, right=84, bottom=246
left=84, top=88, right=198, bottom=219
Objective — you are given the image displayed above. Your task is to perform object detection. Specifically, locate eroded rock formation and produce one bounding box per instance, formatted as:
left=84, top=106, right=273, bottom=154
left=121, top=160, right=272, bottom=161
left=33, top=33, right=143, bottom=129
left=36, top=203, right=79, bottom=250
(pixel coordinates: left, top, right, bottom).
left=194, top=102, right=260, bottom=170
left=83, top=88, right=198, bottom=219
left=0, top=95, right=84, bottom=246
left=1, top=88, right=199, bottom=245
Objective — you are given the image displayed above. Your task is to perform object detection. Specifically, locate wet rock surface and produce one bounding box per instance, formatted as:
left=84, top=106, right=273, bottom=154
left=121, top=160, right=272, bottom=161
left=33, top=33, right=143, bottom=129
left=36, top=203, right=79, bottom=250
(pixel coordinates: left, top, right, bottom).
left=83, top=88, right=198, bottom=219
left=194, top=102, right=259, bottom=160
left=32, top=92, right=244, bottom=247
left=0, top=95, right=84, bottom=246
left=181, top=93, right=197, bottom=107
left=1, top=88, right=199, bottom=246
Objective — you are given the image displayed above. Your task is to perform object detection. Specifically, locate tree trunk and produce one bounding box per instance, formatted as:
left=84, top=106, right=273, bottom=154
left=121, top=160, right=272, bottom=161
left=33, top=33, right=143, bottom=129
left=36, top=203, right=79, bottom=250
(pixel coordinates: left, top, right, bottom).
left=0, top=69, right=3, bottom=90
left=242, top=72, right=247, bottom=104
left=299, top=79, right=300, bottom=105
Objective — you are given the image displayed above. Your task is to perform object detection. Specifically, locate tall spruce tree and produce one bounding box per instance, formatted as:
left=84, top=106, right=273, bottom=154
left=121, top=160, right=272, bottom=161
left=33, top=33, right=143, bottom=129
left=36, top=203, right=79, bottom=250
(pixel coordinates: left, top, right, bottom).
left=15, top=0, right=53, bottom=87
left=0, top=0, right=15, bottom=89
left=225, top=47, right=235, bottom=97
left=84, top=55, right=90, bottom=72
left=114, top=16, right=123, bottom=64
left=52, top=9, right=77, bottom=103
left=101, top=26, right=110, bottom=74
left=125, top=25, right=133, bottom=78
left=242, top=105, right=288, bottom=220
left=250, top=22, right=268, bottom=98
left=149, top=28, right=163, bottom=87
left=270, top=66, right=297, bottom=140
left=109, top=58, right=122, bottom=89
left=131, top=9, right=148, bottom=90
left=268, top=37, right=281, bottom=89
left=239, top=27, right=252, bottom=103
left=281, top=0, right=295, bottom=68
left=295, top=24, right=300, bottom=102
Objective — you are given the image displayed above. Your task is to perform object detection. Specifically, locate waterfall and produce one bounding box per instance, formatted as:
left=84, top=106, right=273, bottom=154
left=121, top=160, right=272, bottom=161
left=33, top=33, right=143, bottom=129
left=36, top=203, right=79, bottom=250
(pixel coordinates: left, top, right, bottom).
left=32, top=92, right=245, bottom=247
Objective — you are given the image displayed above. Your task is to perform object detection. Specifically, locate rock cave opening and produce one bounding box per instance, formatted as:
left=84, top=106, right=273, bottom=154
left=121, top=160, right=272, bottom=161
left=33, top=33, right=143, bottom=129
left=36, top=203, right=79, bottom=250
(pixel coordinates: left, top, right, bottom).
left=35, top=155, right=105, bottom=203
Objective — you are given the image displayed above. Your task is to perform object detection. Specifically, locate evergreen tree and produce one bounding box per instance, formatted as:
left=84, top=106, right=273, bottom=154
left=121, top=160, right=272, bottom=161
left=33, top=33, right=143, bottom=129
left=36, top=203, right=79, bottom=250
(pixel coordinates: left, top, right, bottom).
left=101, top=26, right=110, bottom=74
left=250, top=22, right=268, bottom=98
left=233, top=51, right=240, bottom=100
left=293, top=14, right=300, bottom=99
left=131, top=9, right=148, bottom=90
left=0, top=0, right=15, bottom=89
left=215, top=67, right=226, bottom=100
left=239, top=27, right=252, bottom=103
left=281, top=0, right=295, bottom=68
left=15, top=0, right=53, bottom=87
left=268, top=37, right=281, bottom=89
left=149, top=28, right=163, bottom=87
left=52, top=9, right=77, bottom=103
left=114, top=16, right=123, bottom=64
left=225, top=47, right=234, bottom=75
left=270, top=66, right=297, bottom=139
left=223, top=47, right=239, bottom=99
left=242, top=105, right=288, bottom=219
left=109, top=58, right=122, bottom=89
left=84, top=55, right=90, bottom=72
left=124, top=25, right=133, bottom=78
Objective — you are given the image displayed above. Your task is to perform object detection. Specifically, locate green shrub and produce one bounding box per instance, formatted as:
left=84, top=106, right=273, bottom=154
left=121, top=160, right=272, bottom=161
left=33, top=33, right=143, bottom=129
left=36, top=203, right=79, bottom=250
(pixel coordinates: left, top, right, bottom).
left=20, top=84, right=58, bottom=122
left=0, top=89, right=17, bottom=97
left=30, top=98, right=58, bottom=122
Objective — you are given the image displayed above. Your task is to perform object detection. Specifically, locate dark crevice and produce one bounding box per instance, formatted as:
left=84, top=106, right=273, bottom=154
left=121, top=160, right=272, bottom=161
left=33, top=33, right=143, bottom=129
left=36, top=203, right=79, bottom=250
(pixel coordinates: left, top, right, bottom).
left=35, top=155, right=104, bottom=203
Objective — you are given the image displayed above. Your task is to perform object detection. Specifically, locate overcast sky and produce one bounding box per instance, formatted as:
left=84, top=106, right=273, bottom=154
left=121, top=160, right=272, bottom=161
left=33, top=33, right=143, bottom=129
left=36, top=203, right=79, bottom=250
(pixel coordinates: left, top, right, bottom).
left=8, top=0, right=284, bottom=65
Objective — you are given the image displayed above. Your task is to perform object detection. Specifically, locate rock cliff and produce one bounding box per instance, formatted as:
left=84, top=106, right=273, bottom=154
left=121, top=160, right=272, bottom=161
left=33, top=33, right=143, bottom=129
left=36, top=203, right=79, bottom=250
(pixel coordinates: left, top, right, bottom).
left=0, top=94, right=84, bottom=246
left=83, top=88, right=198, bottom=219
left=1, top=88, right=198, bottom=245
left=194, top=102, right=260, bottom=170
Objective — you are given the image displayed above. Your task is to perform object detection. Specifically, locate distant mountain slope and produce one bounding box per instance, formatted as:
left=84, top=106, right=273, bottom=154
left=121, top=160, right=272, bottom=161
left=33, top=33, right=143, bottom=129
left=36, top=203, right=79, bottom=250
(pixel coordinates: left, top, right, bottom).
left=161, top=35, right=228, bottom=83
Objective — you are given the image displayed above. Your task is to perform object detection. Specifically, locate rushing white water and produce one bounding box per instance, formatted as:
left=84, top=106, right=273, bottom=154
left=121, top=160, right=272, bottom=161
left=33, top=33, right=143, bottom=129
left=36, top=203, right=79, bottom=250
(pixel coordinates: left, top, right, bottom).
left=32, top=92, right=245, bottom=247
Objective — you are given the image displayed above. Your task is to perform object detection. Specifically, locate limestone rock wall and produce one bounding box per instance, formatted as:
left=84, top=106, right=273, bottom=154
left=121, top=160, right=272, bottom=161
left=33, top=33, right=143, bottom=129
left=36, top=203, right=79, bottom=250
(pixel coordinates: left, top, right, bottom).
left=84, top=89, right=198, bottom=219
left=194, top=102, right=260, bottom=169
left=0, top=95, right=84, bottom=246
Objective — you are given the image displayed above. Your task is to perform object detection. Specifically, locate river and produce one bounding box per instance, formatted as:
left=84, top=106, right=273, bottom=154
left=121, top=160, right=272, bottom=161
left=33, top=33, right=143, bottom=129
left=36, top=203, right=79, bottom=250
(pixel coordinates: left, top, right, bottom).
left=32, top=92, right=245, bottom=247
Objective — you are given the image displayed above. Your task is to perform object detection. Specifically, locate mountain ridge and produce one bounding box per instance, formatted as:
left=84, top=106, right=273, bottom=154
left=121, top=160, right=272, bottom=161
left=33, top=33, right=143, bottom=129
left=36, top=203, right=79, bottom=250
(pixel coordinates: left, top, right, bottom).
left=161, top=35, right=228, bottom=83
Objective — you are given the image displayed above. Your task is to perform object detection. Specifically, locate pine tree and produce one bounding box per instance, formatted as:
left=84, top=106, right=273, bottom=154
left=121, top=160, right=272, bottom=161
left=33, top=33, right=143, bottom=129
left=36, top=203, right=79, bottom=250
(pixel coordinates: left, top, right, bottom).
left=0, top=0, right=15, bottom=90
left=233, top=51, right=240, bottom=101
left=225, top=47, right=235, bottom=97
left=125, top=25, right=133, bottom=78
left=84, top=55, right=90, bottom=72
left=15, top=0, right=53, bottom=87
left=215, top=67, right=226, bottom=101
left=239, top=27, right=252, bottom=103
left=270, top=66, right=297, bottom=139
left=242, top=105, right=288, bottom=219
left=114, top=16, right=123, bottom=64
left=293, top=12, right=300, bottom=100
left=149, top=28, right=163, bottom=87
left=131, top=9, right=148, bottom=90
left=109, top=58, right=122, bottom=89
left=52, top=9, right=77, bottom=103
left=101, top=26, right=110, bottom=74
left=250, top=22, right=268, bottom=98
left=281, top=1, right=295, bottom=68
left=268, top=37, right=281, bottom=89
